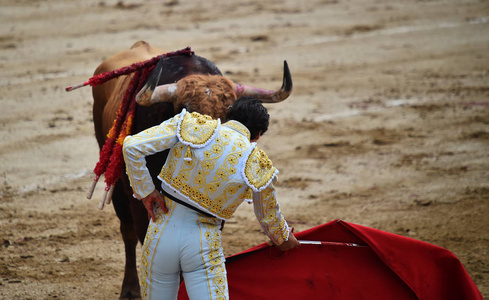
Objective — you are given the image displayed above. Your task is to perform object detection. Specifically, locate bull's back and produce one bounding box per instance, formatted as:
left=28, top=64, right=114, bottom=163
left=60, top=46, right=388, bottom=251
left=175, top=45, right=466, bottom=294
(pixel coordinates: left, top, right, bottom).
left=91, top=41, right=166, bottom=147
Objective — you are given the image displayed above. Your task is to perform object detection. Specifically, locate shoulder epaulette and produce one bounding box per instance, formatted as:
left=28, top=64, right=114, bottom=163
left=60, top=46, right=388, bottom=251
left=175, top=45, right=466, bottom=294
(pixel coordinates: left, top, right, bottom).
left=177, top=110, right=220, bottom=148
left=242, top=146, right=279, bottom=192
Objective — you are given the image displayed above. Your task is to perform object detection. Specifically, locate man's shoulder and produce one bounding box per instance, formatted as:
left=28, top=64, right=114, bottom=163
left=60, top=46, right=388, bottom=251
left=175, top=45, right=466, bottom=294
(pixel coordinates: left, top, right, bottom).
left=221, top=120, right=251, bottom=141
left=178, top=110, right=220, bottom=147
left=243, top=146, right=278, bottom=192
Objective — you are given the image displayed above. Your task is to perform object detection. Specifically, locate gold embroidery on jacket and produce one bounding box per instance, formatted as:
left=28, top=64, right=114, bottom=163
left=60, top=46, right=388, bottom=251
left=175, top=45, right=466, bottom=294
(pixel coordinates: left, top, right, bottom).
left=253, top=185, right=288, bottom=245
left=123, top=116, right=180, bottom=198
left=179, top=112, right=218, bottom=145
left=158, top=128, right=251, bottom=220
left=224, top=121, right=251, bottom=141
left=244, top=148, right=277, bottom=191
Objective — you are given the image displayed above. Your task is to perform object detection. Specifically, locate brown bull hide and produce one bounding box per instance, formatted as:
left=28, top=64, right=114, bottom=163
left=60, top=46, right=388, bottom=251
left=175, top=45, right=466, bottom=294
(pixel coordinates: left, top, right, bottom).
left=92, top=41, right=164, bottom=147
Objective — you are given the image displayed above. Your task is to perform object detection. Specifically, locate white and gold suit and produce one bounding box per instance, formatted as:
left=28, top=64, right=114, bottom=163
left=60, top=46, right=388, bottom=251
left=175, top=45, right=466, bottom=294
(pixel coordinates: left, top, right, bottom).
left=123, top=109, right=290, bottom=300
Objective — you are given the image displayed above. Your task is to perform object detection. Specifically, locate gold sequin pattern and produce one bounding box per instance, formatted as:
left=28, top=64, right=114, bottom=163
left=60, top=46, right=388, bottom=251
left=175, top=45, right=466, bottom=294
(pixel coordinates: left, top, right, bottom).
left=252, top=184, right=289, bottom=245
left=244, top=147, right=277, bottom=191
left=158, top=122, right=252, bottom=220
left=199, top=216, right=228, bottom=299
left=179, top=112, right=219, bottom=146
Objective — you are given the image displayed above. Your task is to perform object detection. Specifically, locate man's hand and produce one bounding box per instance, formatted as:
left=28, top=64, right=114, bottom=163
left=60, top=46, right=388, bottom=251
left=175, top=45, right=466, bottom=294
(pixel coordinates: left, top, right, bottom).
left=141, top=190, right=167, bottom=222
left=267, top=228, right=301, bottom=251
left=277, top=231, right=301, bottom=251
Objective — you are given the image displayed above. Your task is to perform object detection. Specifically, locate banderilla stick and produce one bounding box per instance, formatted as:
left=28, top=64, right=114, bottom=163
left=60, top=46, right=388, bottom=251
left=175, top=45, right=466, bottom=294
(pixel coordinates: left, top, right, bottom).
left=65, top=47, right=193, bottom=92
left=298, top=240, right=367, bottom=247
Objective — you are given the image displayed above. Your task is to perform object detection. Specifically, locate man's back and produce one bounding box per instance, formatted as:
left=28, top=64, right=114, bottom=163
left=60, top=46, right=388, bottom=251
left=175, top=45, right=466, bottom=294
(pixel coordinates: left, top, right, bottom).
left=159, top=110, right=269, bottom=220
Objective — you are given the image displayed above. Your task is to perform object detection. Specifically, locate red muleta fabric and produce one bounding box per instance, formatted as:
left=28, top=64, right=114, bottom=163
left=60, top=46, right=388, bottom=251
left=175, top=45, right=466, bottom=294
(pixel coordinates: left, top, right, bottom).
left=178, top=219, right=482, bottom=300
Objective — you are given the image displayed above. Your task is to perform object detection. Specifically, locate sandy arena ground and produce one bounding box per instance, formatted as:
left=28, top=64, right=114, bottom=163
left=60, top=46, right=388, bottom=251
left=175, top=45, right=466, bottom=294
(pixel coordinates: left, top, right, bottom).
left=1, top=0, right=488, bottom=299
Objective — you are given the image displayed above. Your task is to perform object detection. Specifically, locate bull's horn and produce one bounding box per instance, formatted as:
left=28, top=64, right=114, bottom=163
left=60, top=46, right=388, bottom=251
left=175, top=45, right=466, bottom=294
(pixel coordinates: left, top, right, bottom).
left=136, top=82, right=178, bottom=106
left=234, top=60, right=293, bottom=103
left=135, top=57, right=178, bottom=106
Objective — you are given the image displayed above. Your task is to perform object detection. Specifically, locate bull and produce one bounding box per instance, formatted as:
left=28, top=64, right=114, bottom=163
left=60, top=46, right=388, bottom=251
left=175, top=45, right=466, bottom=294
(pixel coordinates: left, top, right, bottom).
left=89, top=41, right=292, bottom=298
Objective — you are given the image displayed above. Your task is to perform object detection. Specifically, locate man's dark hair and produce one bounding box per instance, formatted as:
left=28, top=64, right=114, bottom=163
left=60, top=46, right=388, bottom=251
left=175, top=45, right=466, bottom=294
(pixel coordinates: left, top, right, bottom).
left=226, top=96, right=269, bottom=140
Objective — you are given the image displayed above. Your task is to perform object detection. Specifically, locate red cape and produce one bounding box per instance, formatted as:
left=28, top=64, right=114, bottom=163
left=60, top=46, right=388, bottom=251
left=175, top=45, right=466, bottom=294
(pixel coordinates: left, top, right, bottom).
left=178, top=220, right=482, bottom=299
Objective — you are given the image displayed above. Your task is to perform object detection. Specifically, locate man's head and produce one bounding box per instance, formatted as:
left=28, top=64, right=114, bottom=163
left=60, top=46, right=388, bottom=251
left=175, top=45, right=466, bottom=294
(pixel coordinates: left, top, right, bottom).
left=226, top=96, right=269, bottom=141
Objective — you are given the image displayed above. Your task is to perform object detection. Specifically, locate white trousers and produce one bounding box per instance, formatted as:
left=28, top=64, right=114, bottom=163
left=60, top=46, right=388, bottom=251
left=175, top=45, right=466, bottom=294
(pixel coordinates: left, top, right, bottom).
left=140, top=198, right=229, bottom=300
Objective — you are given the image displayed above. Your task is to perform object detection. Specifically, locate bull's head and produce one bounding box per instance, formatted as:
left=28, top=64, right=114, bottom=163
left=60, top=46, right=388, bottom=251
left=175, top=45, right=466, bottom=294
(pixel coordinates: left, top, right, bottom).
left=135, top=61, right=293, bottom=120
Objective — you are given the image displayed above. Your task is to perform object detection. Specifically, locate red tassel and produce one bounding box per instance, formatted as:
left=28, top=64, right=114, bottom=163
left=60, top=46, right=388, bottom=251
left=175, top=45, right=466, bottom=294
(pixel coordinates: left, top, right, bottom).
left=117, top=67, right=151, bottom=144
left=103, top=66, right=152, bottom=188
left=84, top=47, right=190, bottom=204
left=104, top=143, right=125, bottom=187
left=108, top=71, right=141, bottom=139
left=93, top=71, right=140, bottom=178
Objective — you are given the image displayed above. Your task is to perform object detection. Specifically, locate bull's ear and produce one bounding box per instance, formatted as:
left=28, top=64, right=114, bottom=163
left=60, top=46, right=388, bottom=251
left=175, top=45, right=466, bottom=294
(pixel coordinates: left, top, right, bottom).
left=135, top=56, right=164, bottom=105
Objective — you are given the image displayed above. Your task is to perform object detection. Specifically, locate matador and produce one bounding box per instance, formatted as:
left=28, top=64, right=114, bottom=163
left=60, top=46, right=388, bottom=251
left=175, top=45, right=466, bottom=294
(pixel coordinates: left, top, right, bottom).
left=123, top=97, right=300, bottom=300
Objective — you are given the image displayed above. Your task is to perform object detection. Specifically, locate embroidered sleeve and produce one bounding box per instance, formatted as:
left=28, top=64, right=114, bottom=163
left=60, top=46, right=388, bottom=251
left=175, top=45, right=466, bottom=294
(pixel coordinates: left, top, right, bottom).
left=123, top=110, right=184, bottom=199
left=253, top=183, right=290, bottom=245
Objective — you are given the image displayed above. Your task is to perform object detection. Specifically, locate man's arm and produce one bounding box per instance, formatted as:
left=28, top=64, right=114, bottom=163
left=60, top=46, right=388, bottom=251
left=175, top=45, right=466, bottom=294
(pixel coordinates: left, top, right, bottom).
left=253, top=184, right=300, bottom=251
left=123, top=113, right=182, bottom=202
